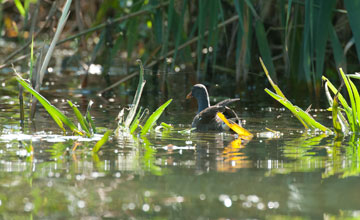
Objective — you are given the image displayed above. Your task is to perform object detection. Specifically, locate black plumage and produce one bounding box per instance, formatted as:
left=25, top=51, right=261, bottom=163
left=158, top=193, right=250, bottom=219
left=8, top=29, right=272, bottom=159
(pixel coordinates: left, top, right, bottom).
left=186, top=84, right=241, bottom=132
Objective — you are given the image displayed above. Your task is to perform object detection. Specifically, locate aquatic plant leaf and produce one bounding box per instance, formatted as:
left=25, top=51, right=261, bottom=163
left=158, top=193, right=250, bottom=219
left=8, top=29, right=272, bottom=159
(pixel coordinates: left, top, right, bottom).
left=265, top=88, right=330, bottom=132
left=124, top=60, right=146, bottom=128
left=160, top=122, right=173, bottom=130
left=217, top=112, right=253, bottom=140
left=323, top=76, right=354, bottom=131
left=322, top=76, right=351, bottom=112
left=16, top=75, right=83, bottom=135
left=141, top=99, right=172, bottom=136
left=68, top=100, right=91, bottom=137
left=130, top=119, right=140, bottom=134
left=92, top=130, right=112, bottom=153
left=129, top=107, right=143, bottom=134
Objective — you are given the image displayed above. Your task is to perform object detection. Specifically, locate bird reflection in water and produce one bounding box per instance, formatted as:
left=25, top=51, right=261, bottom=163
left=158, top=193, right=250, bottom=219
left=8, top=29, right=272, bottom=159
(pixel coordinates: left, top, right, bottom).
left=217, top=138, right=251, bottom=172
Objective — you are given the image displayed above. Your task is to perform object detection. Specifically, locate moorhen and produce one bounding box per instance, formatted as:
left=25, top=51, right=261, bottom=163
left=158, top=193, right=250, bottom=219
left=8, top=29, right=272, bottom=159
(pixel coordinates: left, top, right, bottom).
left=186, top=84, right=241, bottom=132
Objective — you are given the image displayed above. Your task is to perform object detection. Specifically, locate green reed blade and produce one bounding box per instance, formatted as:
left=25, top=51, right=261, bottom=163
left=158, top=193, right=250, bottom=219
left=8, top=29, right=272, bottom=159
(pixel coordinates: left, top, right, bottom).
left=196, top=0, right=205, bottom=79
left=301, top=0, right=314, bottom=86
left=92, top=130, right=112, bottom=153
left=329, top=24, right=346, bottom=71
left=152, top=0, right=163, bottom=44
left=141, top=99, right=172, bottom=136
left=29, top=35, right=34, bottom=80
left=38, top=0, right=72, bottom=84
left=161, top=0, right=174, bottom=61
left=314, top=0, right=336, bottom=81
left=285, top=0, right=293, bottom=35
left=255, top=20, right=277, bottom=82
left=244, top=0, right=258, bottom=18
left=171, top=0, right=187, bottom=70
left=16, top=75, right=83, bottom=135
left=265, top=88, right=330, bottom=132
left=344, top=0, right=360, bottom=63
left=68, top=100, right=91, bottom=137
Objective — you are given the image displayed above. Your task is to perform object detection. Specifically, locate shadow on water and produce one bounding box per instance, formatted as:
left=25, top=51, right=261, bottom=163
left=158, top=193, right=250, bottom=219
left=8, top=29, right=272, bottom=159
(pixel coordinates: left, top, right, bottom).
left=1, top=70, right=360, bottom=219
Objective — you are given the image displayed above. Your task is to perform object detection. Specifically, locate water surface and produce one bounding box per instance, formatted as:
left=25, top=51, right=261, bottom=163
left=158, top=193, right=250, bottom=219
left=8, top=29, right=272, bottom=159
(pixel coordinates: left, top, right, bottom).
left=0, top=71, right=360, bottom=219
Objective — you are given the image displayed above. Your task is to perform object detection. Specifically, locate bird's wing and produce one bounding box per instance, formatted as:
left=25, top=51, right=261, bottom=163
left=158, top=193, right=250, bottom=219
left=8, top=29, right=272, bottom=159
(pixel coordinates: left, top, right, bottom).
left=197, top=105, right=225, bottom=119
left=215, top=98, right=240, bottom=107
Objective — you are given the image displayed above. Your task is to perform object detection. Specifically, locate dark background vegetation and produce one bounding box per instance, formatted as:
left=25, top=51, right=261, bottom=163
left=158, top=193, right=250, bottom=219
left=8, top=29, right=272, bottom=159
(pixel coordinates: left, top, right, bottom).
left=1, top=0, right=360, bottom=103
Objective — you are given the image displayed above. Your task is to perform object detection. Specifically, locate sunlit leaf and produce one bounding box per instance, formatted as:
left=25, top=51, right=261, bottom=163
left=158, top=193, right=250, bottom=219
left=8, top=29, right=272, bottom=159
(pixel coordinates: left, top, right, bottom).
left=16, top=74, right=83, bottom=135
left=68, top=100, right=91, bottom=137
left=265, top=88, right=330, bottom=132
left=141, top=99, right=172, bottom=136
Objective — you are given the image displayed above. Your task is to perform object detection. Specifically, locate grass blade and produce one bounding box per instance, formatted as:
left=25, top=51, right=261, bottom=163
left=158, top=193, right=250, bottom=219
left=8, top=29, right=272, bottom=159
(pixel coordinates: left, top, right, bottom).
left=141, top=99, right=172, bottom=136
left=92, top=130, right=112, bottom=153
